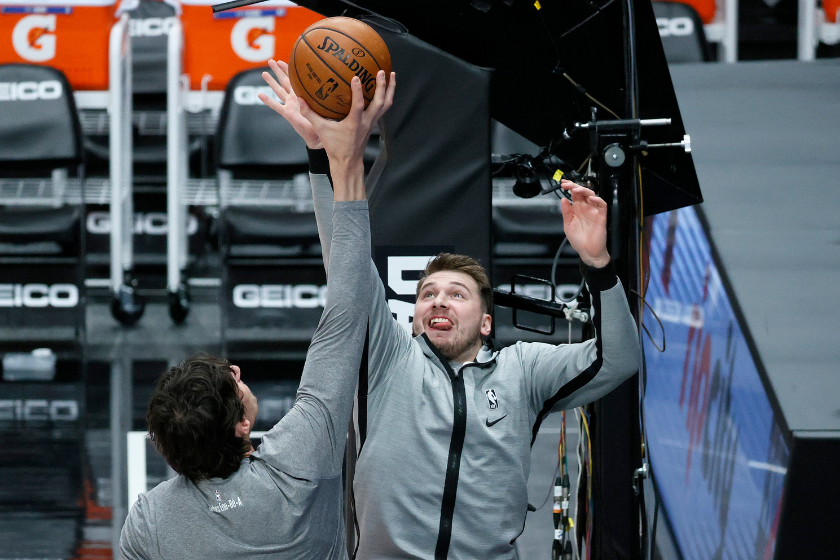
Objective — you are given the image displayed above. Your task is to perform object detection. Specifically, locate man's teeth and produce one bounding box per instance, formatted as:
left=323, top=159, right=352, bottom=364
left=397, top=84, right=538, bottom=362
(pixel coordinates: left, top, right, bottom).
left=431, top=318, right=449, bottom=325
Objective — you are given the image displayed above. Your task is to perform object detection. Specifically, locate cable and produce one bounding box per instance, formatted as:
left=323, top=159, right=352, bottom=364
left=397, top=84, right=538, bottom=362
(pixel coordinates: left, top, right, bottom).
left=562, top=73, right=621, bottom=120
left=551, top=237, right=586, bottom=305
left=534, top=452, right=562, bottom=512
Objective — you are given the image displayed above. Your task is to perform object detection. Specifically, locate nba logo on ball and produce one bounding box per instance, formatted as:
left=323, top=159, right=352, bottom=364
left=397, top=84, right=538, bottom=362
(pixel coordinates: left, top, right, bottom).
left=289, top=17, right=391, bottom=120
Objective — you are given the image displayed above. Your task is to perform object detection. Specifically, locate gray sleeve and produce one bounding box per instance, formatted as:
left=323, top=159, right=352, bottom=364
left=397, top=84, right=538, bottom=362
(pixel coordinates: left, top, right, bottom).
left=255, top=201, right=372, bottom=479
left=521, top=278, right=640, bottom=416
left=119, top=497, right=157, bottom=560
left=310, top=172, right=336, bottom=271
left=309, top=163, right=414, bottom=394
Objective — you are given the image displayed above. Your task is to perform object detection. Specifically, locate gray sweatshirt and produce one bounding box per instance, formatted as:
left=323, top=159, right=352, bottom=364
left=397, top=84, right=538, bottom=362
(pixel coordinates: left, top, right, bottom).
left=309, top=151, right=640, bottom=559
left=119, top=202, right=372, bottom=559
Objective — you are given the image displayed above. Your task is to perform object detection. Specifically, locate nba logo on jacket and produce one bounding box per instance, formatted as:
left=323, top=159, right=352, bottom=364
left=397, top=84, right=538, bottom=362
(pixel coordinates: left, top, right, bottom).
left=485, top=389, right=499, bottom=410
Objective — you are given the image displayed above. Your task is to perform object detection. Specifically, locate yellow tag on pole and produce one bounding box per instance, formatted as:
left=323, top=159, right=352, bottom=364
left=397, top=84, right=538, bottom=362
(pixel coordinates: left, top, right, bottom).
left=553, top=169, right=564, bottom=182
left=534, top=1, right=542, bottom=9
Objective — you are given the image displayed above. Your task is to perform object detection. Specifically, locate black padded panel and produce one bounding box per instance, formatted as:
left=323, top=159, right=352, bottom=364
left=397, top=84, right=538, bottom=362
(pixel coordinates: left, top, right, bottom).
left=493, top=206, right=564, bottom=238
left=365, top=22, right=493, bottom=268
left=128, top=0, right=176, bottom=94
left=652, top=1, right=710, bottom=64
left=0, top=64, right=82, bottom=165
left=0, top=207, right=80, bottom=246
left=223, top=207, right=318, bottom=245
left=217, top=69, right=309, bottom=168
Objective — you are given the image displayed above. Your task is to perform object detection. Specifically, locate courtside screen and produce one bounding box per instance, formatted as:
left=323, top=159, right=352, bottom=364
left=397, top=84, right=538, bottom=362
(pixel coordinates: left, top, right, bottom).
left=643, top=206, right=788, bottom=560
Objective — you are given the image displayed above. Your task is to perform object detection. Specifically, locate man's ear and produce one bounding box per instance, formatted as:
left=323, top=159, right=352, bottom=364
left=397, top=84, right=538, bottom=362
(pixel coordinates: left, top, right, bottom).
left=234, top=416, right=251, bottom=439
left=480, top=313, right=492, bottom=337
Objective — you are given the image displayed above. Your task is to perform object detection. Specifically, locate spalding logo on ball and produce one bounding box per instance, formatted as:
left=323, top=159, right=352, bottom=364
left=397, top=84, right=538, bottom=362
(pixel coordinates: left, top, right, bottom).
left=289, top=17, right=391, bottom=119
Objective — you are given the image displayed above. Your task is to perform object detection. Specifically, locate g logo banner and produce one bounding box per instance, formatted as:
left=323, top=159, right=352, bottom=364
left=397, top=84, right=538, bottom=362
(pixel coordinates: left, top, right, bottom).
left=230, top=17, right=275, bottom=62
left=12, top=15, right=57, bottom=62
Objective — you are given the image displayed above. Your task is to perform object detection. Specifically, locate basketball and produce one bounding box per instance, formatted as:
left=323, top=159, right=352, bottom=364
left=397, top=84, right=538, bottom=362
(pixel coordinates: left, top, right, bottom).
left=288, top=17, right=391, bottom=119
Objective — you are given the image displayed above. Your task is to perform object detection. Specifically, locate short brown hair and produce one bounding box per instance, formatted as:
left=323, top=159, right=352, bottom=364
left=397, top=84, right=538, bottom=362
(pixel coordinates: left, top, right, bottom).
left=146, top=354, right=251, bottom=482
left=416, top=253, right=493, bottom=315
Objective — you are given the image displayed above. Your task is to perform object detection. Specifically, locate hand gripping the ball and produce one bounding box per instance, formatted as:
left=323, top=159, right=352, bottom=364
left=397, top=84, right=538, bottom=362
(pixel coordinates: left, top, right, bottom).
left=296, top=69, right=395, bottom=171
left=260, top=60, right=395, bottom=202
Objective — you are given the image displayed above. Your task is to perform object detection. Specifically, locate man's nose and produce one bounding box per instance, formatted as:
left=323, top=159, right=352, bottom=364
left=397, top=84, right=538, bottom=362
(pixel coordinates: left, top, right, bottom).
left=432, top=292, right=448, bottom=307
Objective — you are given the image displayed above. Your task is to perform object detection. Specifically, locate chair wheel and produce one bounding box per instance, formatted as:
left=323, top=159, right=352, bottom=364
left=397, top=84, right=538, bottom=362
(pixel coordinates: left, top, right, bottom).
left=168, top=283, right=190, bottom=325
left=111, top=284, right=144, bottom=326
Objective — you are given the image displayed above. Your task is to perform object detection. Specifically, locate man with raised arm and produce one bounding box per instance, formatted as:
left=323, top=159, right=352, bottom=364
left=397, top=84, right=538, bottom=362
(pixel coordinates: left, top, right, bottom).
left=119, top=69, right=395, bottom=559
left=262, top=59, right=639, bottom=560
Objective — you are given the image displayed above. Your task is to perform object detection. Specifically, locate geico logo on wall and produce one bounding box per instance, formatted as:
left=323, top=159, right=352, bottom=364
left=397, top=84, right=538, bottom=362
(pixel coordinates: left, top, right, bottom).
left=0, top=399, right=79, bottom=422
left=0, top=284, right=79, bottom=308
left=86, top=212, right=199, bottom=236
left=234, top=85, right=280, bottom=105
left=12, top=14, right=57, bottom=62
left=230, top=17, right=275, bottom=62
left=129, top=17, right=176, bottom=37
left=232, top=284, right=327, bottom=309
left=657, top=17, right=695, bottom=37
left=0, top=80, right=62, bottom=102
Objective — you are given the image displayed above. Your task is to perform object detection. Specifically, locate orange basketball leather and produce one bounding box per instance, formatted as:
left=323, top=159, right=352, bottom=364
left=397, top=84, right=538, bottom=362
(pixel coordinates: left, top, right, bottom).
left=289, top=16, right=391, bottom=119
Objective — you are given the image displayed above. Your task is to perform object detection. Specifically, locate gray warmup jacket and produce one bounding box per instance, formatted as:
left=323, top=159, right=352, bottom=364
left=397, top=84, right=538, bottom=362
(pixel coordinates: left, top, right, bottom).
left=119, top=202, right=372, bottom=559
left=309, top=150, right=641, bottom=559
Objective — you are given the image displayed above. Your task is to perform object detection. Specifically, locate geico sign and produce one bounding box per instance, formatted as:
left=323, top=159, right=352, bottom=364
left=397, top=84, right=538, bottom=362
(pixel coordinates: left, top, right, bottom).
left=0, top=399, right=79, bottom=422
left=231, top=17, right=275, bottom=62
left=129, top=17, right=176, bottom=38
left=232, top=284, right=327, bottom=308
left=12, top=14, right=57, bottom=62
left=86, top=212, right=199, bottom=236
left=0, top=284, right=79, bottom=308
left=0, top=80, right=62, bottom=102
left=657, top=17, right=695, bottom=37
left=234, top=85, right=280, bottom=105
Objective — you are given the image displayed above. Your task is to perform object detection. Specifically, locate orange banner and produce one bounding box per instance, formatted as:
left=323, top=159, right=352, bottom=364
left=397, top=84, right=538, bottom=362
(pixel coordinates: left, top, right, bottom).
left=182, top=1, right=322, bottom=90
left=0, top=3, right=116, bottom=91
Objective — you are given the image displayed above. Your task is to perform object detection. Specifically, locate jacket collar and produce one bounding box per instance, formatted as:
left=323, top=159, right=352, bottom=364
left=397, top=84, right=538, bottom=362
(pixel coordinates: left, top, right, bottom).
left=416, top=333, right=500, bottom=372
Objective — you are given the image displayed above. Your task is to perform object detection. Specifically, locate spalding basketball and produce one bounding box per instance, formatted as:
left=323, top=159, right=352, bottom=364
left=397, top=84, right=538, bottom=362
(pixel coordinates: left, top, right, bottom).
left=288, top=17, right=391, bottom=119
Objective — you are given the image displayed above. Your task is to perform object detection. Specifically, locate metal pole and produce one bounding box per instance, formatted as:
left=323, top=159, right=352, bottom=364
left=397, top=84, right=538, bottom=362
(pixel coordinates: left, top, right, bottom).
left=110, top=354, right=132, bottom=551
left=798, top=0, right=817, bottom=60
left=167, top=20, right=184, bottom=296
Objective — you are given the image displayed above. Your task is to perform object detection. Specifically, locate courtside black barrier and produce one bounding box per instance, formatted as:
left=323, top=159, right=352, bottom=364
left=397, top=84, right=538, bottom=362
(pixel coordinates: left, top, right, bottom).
left=0, top=63, right=85, bottom=351
left=0, top=380, right=85, bottom=559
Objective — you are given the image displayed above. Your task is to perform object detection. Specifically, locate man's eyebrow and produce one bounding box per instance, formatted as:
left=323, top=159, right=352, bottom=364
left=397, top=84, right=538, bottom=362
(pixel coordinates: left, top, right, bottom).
left=419, top=280, right=474, bottom=293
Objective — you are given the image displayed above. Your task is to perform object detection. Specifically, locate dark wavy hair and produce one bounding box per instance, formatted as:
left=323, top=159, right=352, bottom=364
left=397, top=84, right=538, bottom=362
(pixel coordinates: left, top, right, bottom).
left=146, top=353, right=251, bottom=482
left=416, top=253, right=494, bottom=315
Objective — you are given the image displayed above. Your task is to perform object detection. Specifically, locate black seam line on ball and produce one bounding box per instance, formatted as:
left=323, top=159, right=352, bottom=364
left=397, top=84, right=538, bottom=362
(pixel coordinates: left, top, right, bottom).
left=529, top=288, right=604, bottom=447
left=300, top=32, right=377, bottom=104
left=422, top=333, right=468, bottom=560
left=292, top=42, right=346, bottom=117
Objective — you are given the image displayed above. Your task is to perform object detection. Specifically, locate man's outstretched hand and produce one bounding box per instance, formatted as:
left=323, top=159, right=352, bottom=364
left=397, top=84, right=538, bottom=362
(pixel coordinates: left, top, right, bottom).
left=259, top=60, right=322, bottom=150
left=559, top=180, right=611, bottom=268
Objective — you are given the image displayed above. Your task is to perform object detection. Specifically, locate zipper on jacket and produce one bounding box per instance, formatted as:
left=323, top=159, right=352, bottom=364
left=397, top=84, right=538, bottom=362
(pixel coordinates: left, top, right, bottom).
left=422, top=334, right=468, bottom=560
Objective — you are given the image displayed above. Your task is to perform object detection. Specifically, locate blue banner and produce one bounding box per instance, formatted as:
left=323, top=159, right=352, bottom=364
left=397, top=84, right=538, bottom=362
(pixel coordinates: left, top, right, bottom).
left=643, top=206, right=787, bottom=560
